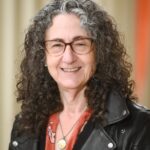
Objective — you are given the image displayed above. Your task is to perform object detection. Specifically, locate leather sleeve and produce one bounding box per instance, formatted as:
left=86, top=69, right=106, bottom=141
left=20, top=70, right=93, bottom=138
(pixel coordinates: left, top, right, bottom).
left=9, top=114, right=21, bottom=150
left=8, top=114, right=39, bottom=150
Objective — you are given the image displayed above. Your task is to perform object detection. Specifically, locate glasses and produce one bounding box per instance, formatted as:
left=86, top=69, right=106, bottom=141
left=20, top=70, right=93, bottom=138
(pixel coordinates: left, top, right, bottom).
left=45, top=37, right=93, bottom=56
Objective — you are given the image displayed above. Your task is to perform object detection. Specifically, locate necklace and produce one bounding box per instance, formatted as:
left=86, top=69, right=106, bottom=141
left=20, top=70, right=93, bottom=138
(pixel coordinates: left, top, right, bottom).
left=57, top=106, right=87, bottom=150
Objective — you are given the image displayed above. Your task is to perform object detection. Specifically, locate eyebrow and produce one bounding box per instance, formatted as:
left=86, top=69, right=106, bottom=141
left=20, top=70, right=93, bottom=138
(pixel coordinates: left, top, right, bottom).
left=45, top=36, right=90, bottom=42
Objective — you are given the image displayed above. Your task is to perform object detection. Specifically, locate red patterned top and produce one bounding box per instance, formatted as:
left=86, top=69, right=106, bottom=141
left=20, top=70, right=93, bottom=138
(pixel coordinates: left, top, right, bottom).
left=45, top=108, right=92, bottom=150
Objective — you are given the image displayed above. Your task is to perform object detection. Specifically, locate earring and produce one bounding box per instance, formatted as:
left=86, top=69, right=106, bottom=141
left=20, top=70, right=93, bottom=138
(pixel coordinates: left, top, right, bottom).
left=45, top=64, right=48, bottom=67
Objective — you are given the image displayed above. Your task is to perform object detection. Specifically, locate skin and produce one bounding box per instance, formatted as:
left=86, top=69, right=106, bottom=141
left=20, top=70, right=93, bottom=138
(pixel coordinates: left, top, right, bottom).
left=45, top=14, right=96, bottom=148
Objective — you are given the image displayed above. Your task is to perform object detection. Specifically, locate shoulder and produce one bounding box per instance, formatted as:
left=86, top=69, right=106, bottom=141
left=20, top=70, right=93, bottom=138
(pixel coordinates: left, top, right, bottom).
left=10, top=113, right=22, bottom=139
left=127, top=100, right=150, bottom=123
left=105, top=99, right=150, bottom=149
left=123, top=100, right=150, bottom=149
left=9, top=113, right=39, bottom=150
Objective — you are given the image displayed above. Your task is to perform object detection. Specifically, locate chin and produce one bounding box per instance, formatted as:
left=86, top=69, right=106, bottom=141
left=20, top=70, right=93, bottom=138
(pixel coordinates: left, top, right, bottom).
left=58, top=81, right=83, bottom=90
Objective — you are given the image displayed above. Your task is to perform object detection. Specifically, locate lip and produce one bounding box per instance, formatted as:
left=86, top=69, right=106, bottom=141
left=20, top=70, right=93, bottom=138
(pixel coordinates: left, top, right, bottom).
left=61, top=67, right=81, bottom=72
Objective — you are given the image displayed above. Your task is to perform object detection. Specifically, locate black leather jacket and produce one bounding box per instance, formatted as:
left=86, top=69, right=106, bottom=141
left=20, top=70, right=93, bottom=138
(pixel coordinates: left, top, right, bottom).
left=9, top=92, right=150, bottom=150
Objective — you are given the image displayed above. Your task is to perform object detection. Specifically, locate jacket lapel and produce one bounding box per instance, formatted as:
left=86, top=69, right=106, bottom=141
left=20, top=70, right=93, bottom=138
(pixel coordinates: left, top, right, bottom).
left=80, top=125, right=116, bottom=150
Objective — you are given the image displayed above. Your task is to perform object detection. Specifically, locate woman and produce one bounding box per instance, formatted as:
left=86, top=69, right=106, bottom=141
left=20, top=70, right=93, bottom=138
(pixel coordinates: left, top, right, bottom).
left=9, top=0, right=150, bottom=150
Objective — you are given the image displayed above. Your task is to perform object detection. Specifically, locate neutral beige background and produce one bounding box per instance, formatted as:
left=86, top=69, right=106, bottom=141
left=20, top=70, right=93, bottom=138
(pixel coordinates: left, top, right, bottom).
left=0, top=0, right=149, bottom=150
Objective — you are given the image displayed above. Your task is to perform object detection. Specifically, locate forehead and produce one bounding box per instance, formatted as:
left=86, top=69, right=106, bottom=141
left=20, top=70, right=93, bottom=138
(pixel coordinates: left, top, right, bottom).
left=45, top=13, right=89, bottom=40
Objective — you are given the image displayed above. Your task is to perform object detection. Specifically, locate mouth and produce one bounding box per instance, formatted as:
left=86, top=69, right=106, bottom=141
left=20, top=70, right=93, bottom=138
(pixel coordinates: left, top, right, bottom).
left=61, top=67, right=81, bottom=72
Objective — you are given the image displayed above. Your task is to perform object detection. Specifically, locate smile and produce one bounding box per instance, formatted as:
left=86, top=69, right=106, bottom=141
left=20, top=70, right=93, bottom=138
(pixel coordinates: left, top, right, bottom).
left=61, top=67, right=81, bottom=72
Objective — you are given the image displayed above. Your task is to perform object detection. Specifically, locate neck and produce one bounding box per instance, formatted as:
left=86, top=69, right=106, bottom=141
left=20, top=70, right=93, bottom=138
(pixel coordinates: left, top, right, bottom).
left=59, top=87, right=88, bottom=115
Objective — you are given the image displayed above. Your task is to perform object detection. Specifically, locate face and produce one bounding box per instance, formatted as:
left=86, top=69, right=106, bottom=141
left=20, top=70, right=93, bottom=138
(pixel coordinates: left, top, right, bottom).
left=45, top=14, right=96, bottom=91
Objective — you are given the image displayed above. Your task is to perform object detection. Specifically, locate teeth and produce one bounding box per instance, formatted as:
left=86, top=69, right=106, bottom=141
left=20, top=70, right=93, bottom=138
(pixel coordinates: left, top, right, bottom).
left=62, top=67, right=80, bottom=72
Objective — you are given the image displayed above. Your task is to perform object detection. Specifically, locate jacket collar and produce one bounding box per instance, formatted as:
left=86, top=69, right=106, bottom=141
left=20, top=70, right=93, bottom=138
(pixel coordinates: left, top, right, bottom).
left=103, top=91, right=130, bottom=126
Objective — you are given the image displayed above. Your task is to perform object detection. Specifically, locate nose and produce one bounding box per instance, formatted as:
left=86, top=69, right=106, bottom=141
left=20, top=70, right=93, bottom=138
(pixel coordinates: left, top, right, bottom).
left=62, top=45, right=76, bottom=63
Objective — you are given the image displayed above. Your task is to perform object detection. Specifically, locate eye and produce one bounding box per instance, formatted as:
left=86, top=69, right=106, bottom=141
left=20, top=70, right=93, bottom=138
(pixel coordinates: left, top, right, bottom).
left=73, top=40, right=87, bottom=46
left=51, top=42, right=64, bottom=48
left=76, top=43, right=86, bottom=46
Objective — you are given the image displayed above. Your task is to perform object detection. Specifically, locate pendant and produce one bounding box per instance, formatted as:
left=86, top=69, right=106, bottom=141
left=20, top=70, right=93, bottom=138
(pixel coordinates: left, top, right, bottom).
left=57, top=138, right=67, bottom=150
